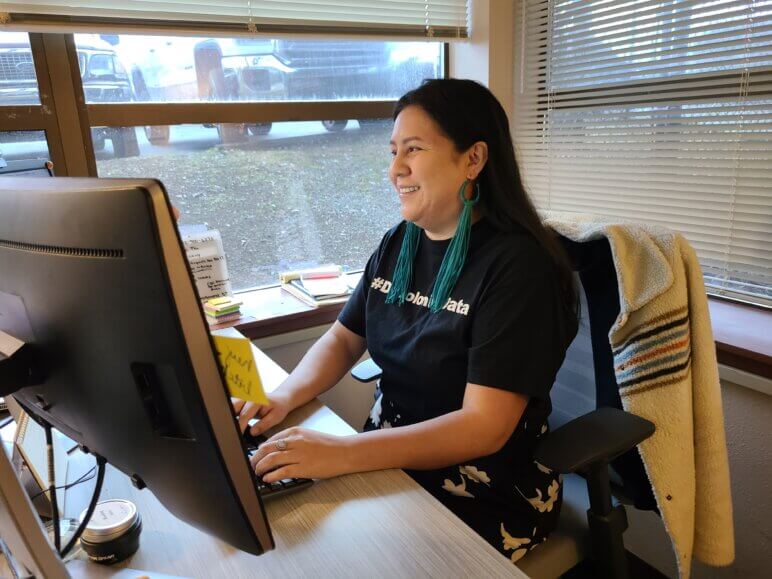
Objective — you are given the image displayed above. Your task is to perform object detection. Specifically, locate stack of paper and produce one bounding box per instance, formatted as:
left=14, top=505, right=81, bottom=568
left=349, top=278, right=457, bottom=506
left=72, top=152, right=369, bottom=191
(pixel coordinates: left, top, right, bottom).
left=280, top=265, right=353, bottom=307
left=181, top=228, right=232, bottom=301
left=203, top=296, right=243, bottom=325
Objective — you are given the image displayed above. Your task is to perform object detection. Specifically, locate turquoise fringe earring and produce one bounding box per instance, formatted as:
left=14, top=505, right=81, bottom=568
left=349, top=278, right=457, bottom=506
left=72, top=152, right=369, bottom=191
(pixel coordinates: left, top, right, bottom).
left=385, top=220, right=421, bottom=306
left=386, top=179, right=480, bottom=312
left=428, top=180, right=480, bottom=312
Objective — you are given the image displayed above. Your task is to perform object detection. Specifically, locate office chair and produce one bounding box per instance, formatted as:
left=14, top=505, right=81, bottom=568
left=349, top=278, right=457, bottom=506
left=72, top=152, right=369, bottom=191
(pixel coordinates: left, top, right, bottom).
left=350, top=235, right=661, bottom=579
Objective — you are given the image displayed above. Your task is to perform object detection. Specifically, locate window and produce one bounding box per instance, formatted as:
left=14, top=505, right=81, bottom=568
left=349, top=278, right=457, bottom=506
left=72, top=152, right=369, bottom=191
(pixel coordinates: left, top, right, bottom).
left=68, top=32, right=441, bottom=290
left=1, top=3, right=461, bottom=294
left=0, top=130, right=49, bottom=174
left=93, top=120, right=399, bottom=290
left=514, top=0, right=772, bottom=306
left=79, top=34, right=442, bottom=104
left=0, top=32, right=39, bottom=105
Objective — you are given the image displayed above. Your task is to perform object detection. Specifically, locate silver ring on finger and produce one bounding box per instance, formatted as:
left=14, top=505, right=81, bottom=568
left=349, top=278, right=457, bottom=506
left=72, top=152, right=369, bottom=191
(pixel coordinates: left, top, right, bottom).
left=276, top=439, right=288, bottom=451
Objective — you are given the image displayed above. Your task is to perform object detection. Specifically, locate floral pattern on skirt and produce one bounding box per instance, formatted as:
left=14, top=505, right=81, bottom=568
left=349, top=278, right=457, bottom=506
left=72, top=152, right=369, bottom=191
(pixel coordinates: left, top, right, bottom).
left=364, top=387, right=562, bottom=564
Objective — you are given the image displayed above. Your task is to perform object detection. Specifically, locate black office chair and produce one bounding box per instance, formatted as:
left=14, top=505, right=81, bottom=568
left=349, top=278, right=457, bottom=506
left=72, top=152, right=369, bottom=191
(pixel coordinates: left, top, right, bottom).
left=350, top=235, right=661, bottom=579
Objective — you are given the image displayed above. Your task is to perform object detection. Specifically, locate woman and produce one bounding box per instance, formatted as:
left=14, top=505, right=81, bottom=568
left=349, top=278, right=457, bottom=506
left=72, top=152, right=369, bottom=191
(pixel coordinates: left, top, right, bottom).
left=236, top=79, right=579, bottom=563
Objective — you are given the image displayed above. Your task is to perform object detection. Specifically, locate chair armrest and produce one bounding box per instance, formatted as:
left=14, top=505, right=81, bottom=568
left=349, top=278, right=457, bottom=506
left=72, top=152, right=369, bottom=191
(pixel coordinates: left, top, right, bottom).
left=534, top=407, right=654, bottom=474
left=351, top=358, right=382, bottom=383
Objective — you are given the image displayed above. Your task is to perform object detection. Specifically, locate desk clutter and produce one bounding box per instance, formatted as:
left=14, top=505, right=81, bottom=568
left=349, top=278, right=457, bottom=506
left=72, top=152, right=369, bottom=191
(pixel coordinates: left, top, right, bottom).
left=279, top=264, right=354, bottom=307
left=180, top=226, right=232, bottom=301
left=203, top=296, right=243, bottom=326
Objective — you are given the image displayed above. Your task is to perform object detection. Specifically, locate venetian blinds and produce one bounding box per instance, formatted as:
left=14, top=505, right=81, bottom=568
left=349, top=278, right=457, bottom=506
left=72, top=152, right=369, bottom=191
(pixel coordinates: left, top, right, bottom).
left=514, top=0, right=772, bottom=305
left=0, top=1, right=470, bottom=39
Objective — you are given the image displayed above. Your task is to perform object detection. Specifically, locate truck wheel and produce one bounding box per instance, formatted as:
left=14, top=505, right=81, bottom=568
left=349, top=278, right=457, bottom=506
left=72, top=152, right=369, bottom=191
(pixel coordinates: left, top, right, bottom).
left=132, top=68, right=151, bottom=102
left=145, top=125, right=170, bottom=146
left=111, top=127, right=140, bottom=158
left=92, top=132, right=106, bottom=152
left=216, top=123, right=247, bottom=145
left=322, top=120, right=348, bottom=132
left=247, top=123, right=272, bottom=136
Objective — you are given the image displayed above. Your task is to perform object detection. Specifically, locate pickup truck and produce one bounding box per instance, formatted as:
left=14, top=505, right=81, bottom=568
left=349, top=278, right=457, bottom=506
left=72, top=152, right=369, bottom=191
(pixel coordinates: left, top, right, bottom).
left=0, top=33, right=139, bottom=157
left=116, top=35, right=439, bottom=144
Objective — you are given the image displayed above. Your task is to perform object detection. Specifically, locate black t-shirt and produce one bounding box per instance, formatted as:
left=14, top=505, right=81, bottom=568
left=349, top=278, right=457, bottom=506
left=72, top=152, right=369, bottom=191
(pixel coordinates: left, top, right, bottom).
left=338, top=218, right=578, bottom=555
left=340, top=218, right=576, bottom=430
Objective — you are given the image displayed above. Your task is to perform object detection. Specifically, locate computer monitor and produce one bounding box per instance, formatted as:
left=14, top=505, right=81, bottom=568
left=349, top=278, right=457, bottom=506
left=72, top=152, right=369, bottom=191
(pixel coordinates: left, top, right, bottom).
left=0, top=177, right=273, bottom=556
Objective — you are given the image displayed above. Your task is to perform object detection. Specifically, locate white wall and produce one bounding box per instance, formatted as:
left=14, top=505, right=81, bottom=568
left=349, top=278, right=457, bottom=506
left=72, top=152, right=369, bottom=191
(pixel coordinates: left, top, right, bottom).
left=450, top=0, right=515, bottom=121
left=624, top=380, right=772, bottom=579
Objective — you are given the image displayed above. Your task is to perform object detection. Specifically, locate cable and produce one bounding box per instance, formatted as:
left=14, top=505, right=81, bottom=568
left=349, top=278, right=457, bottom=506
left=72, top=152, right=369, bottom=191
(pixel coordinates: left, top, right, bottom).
left=59, top=455, right=106, bottom=559
left=29, top=466, right=97, bottom=501
left=43, top=422, right=61, bottom=553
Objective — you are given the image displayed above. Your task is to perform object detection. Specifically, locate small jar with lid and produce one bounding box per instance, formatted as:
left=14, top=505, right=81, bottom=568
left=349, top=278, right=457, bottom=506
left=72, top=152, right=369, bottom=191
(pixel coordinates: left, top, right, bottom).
left=79, top=499, right=142, bottom=565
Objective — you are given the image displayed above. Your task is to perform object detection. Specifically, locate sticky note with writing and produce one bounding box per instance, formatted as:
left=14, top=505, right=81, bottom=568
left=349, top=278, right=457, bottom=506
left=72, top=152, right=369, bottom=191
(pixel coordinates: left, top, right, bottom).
left=211, top=334, right=268, bottom=405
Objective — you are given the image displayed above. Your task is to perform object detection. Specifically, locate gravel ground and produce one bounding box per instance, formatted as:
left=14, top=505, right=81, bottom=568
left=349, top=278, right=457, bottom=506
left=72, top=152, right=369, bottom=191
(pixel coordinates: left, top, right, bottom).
left=97, top=125, right=401, bottom=290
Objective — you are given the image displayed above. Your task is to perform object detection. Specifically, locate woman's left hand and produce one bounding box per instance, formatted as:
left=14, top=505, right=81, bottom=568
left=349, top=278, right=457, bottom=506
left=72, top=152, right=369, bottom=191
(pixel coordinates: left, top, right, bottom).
left=250, top=427, right=352, bottom=483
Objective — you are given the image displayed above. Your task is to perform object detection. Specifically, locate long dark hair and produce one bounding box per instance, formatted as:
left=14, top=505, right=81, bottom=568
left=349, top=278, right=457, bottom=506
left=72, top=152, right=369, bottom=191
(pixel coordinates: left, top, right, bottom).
left=394, top=78, right=578, bottom=320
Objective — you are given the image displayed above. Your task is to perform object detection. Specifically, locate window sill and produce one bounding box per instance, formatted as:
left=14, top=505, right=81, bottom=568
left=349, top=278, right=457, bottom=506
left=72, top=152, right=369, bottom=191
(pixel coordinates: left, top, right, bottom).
left=707, top=297, right=771, bottom=379
left=210, top=284, right=347, bottom=340
left=219, top=283, right=771, bottom=379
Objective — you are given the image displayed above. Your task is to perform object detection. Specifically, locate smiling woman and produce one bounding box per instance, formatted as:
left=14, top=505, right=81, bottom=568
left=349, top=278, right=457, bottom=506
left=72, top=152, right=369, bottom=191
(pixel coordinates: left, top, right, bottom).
left=235, top=79, right=582, bottom=565
left=389, top=105, right=488, bottom=240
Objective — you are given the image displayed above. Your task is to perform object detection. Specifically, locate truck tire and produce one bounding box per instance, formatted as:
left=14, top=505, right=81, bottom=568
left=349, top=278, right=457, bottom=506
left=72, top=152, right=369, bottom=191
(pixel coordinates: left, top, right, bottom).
left=247, top=123, right=272, bottom=136
left=131, top=67, right=151, bottom=102
left=216, top=123, right=247, bottom=145
left=194, top=40, right=225, bottom=100
left=111, top=127, right=140, bottom=158
left=322, top=120, right=348, bottom=132
left=91, top=130, right=106, bottom=152
left=145, top=125, right=170, bottom=146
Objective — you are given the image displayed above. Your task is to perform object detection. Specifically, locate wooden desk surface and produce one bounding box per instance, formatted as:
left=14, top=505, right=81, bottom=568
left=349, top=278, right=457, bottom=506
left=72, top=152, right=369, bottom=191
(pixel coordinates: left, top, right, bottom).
left=65, top=344, right=525, bottom=578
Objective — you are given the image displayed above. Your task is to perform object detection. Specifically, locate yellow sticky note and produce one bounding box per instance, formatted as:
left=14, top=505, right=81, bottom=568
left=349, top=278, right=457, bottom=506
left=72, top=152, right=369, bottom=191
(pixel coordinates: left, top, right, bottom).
left=212, top=334, right=268, bottom=405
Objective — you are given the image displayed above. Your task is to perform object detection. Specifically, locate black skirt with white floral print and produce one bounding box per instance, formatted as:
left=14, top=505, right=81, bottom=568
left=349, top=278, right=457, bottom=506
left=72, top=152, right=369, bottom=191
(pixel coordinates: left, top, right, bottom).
left=364, top=386, right=563, bottom=564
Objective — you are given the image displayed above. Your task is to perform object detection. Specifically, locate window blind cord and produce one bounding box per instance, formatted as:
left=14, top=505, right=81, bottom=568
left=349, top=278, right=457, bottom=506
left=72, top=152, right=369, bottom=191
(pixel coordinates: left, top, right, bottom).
left=546, top=0, right=555, bottom=210
left=724, top=1, right=754, bottom=287
left=247, top=0, right=257, bottom=35
left=425, top=2, right=434, bottom=39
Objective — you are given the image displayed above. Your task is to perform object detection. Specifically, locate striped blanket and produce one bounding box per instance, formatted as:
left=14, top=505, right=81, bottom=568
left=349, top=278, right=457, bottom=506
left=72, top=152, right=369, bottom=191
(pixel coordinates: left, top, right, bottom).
left=544, top=212, right=734, bottom=579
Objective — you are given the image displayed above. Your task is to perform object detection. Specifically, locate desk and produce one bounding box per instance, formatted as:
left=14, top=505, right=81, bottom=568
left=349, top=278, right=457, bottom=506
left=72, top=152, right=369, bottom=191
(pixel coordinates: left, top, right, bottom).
left=64, top=344, right=525, bottom=578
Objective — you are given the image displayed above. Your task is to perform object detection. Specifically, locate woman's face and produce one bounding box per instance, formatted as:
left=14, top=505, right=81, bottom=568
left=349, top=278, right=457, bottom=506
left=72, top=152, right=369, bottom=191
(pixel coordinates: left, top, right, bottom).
left=389, top=105, right=470, bottom=240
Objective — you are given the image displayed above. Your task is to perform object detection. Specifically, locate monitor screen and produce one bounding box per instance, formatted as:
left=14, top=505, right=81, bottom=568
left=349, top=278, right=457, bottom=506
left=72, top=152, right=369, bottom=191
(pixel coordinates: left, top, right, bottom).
left=0, top=177, right=273, bottom=555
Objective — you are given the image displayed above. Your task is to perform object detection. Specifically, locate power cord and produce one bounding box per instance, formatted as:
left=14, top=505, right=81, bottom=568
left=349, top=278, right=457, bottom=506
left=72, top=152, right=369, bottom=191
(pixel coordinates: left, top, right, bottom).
left=60, top=455, right=106, bottom=559
left=40, top=421, right=107, bottom=559
left=43, top=422, right=60, bottom=553
left=29, top=466, right=97, bottom=501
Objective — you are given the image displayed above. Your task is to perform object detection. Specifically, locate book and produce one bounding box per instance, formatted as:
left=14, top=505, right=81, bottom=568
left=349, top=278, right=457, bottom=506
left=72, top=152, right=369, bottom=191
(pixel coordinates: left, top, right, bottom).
left=279, top=264, right=342, bottom=284
left=281, top=280, right=351, bottom=308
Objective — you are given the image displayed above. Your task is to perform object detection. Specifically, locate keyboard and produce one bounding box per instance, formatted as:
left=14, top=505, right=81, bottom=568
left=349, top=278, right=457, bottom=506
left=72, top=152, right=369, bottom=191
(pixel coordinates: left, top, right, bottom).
left=242, top=430, right=314, bottom=500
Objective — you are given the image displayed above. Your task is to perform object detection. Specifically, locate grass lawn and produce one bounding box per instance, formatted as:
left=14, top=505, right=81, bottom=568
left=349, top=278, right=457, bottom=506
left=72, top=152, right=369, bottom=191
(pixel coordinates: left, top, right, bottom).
left=97, top=124, right=401, bottom=290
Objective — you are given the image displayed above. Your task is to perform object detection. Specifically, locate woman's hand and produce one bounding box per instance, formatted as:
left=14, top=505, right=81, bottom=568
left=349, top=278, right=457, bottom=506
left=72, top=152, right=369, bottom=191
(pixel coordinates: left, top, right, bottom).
left=232, top=389, right=294, bottom=437
left=250, top=427, right=352, bottom=483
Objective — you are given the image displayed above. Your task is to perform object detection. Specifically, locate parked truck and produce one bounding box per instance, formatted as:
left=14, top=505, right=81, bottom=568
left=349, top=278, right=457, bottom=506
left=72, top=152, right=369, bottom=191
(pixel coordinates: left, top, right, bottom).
left=117, top=35, right=439, bottom=144
left=0, top=33, right=140, bottom=157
